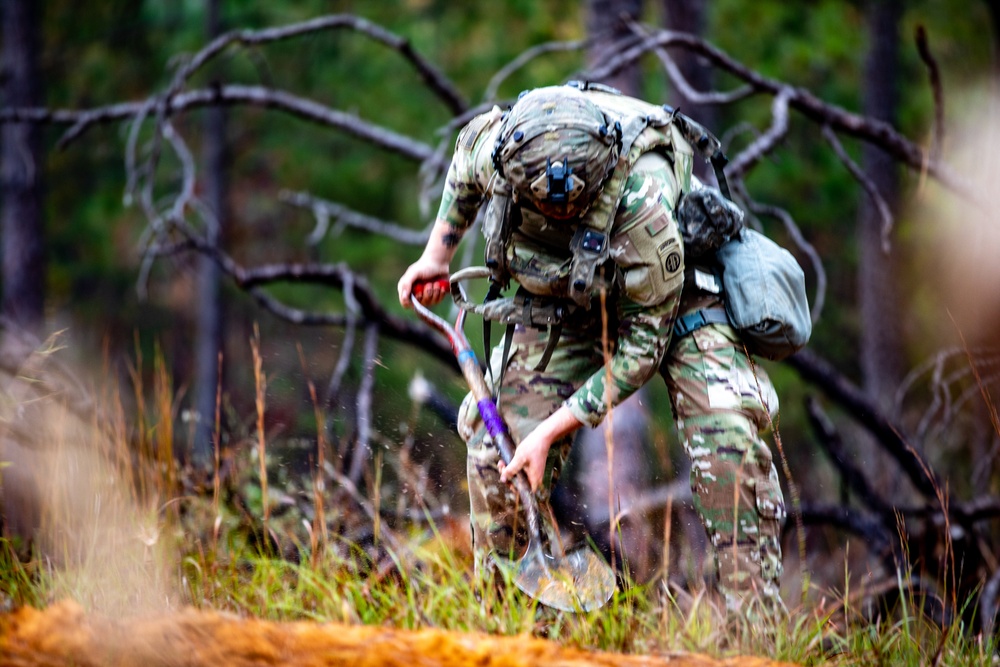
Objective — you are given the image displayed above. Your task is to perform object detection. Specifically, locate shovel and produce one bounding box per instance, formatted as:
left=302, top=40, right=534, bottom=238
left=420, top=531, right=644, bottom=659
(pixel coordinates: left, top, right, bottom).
left=411, top=271, right=615, bottom=612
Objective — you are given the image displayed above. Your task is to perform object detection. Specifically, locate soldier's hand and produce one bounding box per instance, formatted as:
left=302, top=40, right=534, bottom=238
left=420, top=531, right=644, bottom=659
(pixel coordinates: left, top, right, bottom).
left=498, top=429, right=552, bottom=492
left=398, top=258, right=450, bottom=309
left=499, top=406, right=583, bottom=492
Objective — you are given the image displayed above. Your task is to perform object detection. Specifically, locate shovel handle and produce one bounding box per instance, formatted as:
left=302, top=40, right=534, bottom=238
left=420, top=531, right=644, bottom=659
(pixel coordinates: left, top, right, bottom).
left=411, top=277, right=544, bottom=542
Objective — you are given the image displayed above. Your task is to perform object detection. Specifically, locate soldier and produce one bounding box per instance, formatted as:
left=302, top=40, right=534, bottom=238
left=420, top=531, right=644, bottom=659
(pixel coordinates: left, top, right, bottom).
left=397, top=83, right=785, bottom=617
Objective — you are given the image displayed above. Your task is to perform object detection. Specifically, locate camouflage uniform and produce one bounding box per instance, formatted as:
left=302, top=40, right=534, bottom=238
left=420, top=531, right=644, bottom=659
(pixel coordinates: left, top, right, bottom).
left=663, top=291, right=785, bottom=614
left=438, top=91, right=785, bottom=613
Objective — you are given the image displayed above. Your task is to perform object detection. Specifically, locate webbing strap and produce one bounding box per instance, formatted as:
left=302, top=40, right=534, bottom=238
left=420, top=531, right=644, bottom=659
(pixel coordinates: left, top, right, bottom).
left=495, top=323, right=516, bottom=405
left=673, top=308, right=730, bottom=338
left=482, top=280, right=505, bottom=393
left=711, top=150, right=732, bottom=201
left=533, top=324, right=562, bottom=372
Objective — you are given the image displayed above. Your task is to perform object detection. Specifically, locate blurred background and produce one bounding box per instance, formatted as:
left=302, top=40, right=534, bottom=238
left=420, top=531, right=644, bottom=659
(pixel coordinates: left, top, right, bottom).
left=1, top=0, right=998, bottom=627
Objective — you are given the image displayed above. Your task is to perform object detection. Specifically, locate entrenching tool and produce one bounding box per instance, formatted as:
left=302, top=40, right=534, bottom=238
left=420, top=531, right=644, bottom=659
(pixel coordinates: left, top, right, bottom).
left=411, top=271, right=615, bottom=612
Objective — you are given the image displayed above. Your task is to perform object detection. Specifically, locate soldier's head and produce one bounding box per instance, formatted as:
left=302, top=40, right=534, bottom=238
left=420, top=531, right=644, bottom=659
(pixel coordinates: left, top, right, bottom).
left=492, top=87, right=620, bottom=220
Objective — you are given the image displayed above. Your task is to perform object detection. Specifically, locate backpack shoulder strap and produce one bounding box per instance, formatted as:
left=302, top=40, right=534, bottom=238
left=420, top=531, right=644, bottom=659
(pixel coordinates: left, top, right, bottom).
left=567, top=103, right=676, bottom=306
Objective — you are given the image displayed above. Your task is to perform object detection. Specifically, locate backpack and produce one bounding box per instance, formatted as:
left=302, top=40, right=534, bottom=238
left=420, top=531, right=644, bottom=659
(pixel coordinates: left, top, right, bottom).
left=485, top=81, right=723, bottom=307
left=714, top=228, right=812, bottom=360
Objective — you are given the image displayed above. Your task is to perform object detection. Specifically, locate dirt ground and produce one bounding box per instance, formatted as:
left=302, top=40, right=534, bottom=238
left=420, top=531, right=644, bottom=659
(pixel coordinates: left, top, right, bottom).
left=0, top=599, right=802, bottom=667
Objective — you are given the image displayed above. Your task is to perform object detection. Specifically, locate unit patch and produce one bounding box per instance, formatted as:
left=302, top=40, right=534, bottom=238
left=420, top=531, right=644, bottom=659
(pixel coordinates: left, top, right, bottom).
left=665, top=251, right=682, bottom=273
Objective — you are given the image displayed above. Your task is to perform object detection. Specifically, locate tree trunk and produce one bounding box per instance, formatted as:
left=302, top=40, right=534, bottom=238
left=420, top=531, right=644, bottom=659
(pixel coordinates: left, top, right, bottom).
left=858, top=0, right=904, bottom=410
left=576, top=0, right=655, bottom=581
left=192, top=0, right=228, bottom=466
left=0, top=0, right=45, bottom=542
left=857, top=0, right=905, bottom=493
left=661, top=0, right=715, bottom=130
left=661, top=0, right=717, bottom=198
left=586, top=0, right=643, bottom=94
left=0, top=0, right=45, bottom=334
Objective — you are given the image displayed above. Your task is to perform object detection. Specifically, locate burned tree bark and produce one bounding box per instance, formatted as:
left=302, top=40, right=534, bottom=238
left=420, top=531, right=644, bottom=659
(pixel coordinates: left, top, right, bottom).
left=192, top=0, right=229, bottom=467
left=661, top=0, right=716, bottom=130
left=0, top=0, right=45, bottom=334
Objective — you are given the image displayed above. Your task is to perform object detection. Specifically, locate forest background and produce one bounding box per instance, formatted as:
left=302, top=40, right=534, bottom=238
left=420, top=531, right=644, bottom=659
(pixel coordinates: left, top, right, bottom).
left=2, top=0, right=1000, bottom=653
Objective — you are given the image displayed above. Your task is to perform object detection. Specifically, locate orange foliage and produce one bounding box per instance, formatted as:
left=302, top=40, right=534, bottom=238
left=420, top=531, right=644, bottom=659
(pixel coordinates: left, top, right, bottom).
left=0, top=600, right=802, bottom=667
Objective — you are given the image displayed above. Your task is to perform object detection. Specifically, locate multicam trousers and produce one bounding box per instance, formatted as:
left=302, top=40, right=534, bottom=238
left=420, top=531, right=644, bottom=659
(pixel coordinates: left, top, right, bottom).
left=456, top=319, right=785, bottom=613
left=661, top=323, right=785, bottom=614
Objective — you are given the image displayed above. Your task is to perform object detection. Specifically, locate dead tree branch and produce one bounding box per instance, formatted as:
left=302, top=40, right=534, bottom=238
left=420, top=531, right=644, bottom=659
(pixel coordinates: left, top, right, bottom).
left=787, top=348, right=940, bottom=498
left=169, top=222, right=455, bottom=368
left=822, top=124, right=895, bottom=253
left=805, top=396, right=894, bottom=518
left=727, top=86, right=792, bottom=179
left=280, top=190, right=431, bottom=246
left=348, top=323, right=380, bottom=485
left=627, top=21, right=754, bottom=106
left=483, top=39, right=587, bottom=103
left=584, top=26, right=980, bottom=203
left=915, top=25, right=945, bottom=163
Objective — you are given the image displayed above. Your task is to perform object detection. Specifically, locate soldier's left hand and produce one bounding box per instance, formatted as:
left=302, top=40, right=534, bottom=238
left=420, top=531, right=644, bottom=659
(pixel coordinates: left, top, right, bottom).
left=498, top=429, right=552, bottom=492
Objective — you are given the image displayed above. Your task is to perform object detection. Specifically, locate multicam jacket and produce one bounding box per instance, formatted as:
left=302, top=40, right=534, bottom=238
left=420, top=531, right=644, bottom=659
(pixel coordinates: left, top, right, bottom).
left=437, top=105, right=690, bottom=427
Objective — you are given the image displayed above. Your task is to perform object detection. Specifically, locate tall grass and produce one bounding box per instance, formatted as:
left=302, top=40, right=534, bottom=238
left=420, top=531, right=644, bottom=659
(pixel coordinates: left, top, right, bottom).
left=0, top=339, right=997, bottom=666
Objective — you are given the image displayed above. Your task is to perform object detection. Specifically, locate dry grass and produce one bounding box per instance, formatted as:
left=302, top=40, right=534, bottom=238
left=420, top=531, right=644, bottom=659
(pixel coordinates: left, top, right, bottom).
left=0, top=339, right=997, bottom=667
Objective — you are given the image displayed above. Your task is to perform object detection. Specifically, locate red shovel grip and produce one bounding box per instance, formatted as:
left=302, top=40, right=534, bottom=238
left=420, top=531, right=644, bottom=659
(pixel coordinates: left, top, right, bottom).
left=413, top=278, right=451, bottom=301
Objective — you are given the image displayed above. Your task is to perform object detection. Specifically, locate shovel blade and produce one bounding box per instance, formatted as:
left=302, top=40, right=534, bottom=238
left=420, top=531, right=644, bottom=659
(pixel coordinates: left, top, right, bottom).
left=513, top=544, right=616, bottom=612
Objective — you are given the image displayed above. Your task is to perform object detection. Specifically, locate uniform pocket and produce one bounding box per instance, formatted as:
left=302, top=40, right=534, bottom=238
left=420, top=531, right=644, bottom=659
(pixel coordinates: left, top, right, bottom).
left=691, top=322, right=740, bottom=352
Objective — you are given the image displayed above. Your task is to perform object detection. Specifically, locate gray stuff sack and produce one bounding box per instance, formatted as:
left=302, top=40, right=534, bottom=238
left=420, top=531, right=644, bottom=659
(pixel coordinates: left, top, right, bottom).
left=716, top=228, right=812, bottom=360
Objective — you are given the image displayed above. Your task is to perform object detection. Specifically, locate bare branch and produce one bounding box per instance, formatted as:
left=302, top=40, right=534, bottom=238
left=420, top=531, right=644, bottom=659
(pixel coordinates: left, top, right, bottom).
left=325, top=271, right=360, bottom=411
left=5, top=86, right=444, bottom=168
left=792, top=502, right=892, bottom=557
left=483, top=39, right=586, bottom=103
left=585, top=26, right=980, bottom=203
left=626, top=21, right=753, bottom=106
left=805, top=395, right=893, bottom=518
left=915, top=25, right=945, bottom=162
left=822, top=125, right=895, bottom=253
left=280, top=190, right=431, bottom=246
left=727, top=86, right=792, bottom=179
left=787, top=348, right=940, bottom=499
left=348, top=323, right=380, bottom=485
left=169, top=14, right=466, bottom=115
left=168, top=221, right=456, bottom=368
left=183, top=86, right=442, bottom=165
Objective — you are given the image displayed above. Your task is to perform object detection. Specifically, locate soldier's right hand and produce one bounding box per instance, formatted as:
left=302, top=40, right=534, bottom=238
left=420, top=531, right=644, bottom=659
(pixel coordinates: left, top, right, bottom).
left=397, top=259, right=450, bottom=309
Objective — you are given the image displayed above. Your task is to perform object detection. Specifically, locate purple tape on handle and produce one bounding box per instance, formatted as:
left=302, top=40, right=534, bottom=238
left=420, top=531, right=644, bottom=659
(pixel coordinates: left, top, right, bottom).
left=477, top=398, right=507, bottom=440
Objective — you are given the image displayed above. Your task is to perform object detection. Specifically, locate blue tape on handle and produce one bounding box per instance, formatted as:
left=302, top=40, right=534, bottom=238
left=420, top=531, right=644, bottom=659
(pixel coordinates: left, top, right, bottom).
left=477, top=398, right=507, bottom=440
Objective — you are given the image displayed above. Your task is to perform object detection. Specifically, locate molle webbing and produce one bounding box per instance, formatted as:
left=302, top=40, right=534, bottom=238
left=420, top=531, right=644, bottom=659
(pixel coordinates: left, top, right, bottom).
left=453, top=287, right=582, bottom=329
left=481, top=84, right=727, bottom=309
left=482, top=181, right=519, bottom=288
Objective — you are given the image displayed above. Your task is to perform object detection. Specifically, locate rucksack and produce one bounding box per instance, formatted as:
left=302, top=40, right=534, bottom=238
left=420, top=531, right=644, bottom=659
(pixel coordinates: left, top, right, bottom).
left=714, top=228, right=812, bottom=360
left=485, top=81, right=723, bottom=307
